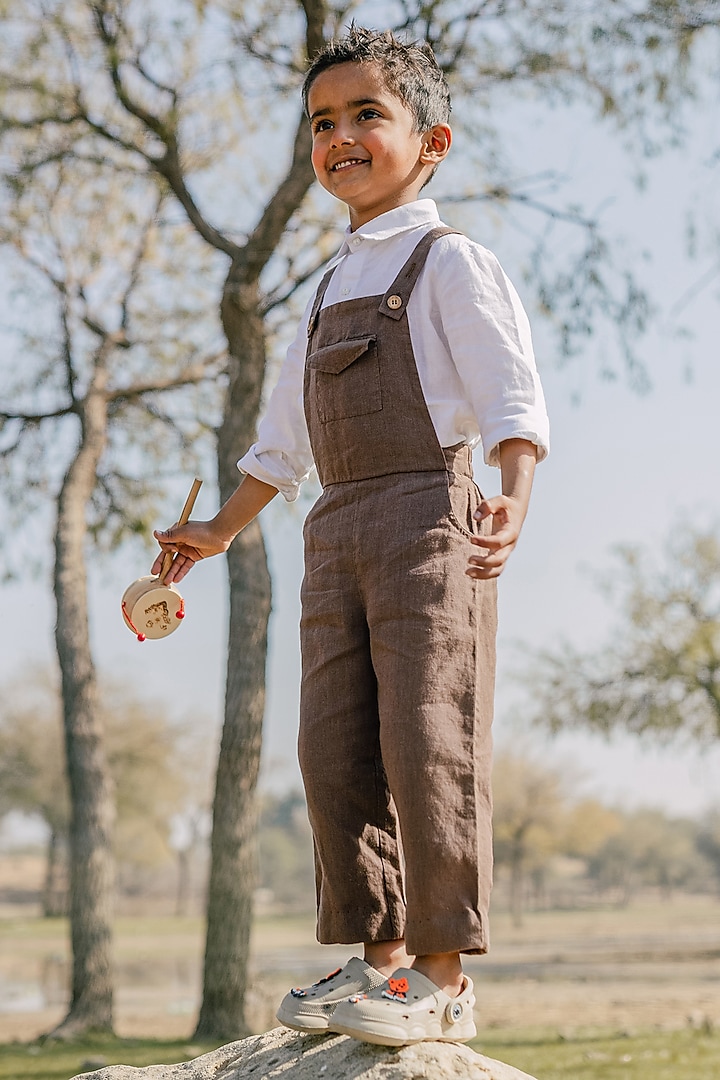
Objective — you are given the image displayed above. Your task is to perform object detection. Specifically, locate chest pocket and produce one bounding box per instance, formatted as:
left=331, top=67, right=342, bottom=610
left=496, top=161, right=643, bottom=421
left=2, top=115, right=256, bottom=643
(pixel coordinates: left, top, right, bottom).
left=306, top=336, right=382, bottom=423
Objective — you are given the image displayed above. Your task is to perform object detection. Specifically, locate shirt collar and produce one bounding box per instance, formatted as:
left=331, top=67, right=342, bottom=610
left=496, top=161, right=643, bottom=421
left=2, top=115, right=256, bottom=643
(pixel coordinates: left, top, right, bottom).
left=335, top=200, right=441, bottom=257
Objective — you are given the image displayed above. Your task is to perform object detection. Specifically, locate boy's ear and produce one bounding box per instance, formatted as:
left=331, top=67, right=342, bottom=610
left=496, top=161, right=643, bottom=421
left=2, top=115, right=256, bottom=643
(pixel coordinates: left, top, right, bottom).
left=420, top=124, right=452, bottom=166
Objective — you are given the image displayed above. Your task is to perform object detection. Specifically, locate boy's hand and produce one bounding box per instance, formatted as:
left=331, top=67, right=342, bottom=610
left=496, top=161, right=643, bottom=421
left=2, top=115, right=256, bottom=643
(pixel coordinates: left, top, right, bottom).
left=151, top=473, right=280, bottom=584
left=466, top=495, right=524, bottom=579
left=152, top=520, right=231, bottom=584
left=466, top=438, right=538, bottom=580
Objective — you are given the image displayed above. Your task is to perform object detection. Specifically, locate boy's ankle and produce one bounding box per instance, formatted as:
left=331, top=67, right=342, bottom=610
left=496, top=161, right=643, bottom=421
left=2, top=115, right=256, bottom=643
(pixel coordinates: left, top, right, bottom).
left=363, top=938, right=414, bottom=977
left=411, top=952, right=464, bottom=996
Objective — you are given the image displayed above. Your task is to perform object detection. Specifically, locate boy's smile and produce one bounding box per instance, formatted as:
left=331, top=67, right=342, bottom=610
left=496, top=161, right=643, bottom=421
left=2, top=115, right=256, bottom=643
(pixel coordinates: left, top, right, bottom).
left=307, top=62, right=451, bottom=230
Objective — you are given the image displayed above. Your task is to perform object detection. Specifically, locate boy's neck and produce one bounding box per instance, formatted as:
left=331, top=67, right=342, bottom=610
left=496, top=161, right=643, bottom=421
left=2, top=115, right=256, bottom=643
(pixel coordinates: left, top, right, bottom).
left=346, top=197, right=434, bottom=233
left=347, top=189, right=428, bottom=232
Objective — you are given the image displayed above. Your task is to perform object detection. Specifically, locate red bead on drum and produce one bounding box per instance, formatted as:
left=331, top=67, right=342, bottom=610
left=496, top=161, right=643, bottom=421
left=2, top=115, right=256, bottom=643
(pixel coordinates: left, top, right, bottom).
left=176, top=610, right=185, bottom=619
left=137, top=633, right=146, bottom=642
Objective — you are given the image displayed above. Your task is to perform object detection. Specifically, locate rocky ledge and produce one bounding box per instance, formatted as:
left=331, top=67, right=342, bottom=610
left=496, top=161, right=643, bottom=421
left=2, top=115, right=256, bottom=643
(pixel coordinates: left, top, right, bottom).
left=73, top=1025, right=538, bottom=1079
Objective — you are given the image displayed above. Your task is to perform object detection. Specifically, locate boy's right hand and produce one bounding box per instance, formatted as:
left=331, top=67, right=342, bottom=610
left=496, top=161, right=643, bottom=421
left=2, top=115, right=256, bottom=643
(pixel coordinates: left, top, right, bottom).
left=152, top=520, right=231, bottom=584
left=153, top=474, right=279, bottom=583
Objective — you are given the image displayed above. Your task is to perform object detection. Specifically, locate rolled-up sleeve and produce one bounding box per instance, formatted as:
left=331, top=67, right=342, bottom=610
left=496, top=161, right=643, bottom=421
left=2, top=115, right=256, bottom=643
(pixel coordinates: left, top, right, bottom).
left=237, top=305, right=315, bottom=502
left=432, top=237, right=550, bottom=466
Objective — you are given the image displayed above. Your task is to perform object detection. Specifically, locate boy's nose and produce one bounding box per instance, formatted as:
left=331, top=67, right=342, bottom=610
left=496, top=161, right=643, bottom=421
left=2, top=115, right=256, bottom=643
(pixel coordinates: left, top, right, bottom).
left=331, top=127, right=354, bottom=149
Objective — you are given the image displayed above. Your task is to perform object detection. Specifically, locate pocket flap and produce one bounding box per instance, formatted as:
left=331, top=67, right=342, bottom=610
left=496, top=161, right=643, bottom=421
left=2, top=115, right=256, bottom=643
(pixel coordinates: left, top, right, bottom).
left=307, top=336, right=376, bottom=375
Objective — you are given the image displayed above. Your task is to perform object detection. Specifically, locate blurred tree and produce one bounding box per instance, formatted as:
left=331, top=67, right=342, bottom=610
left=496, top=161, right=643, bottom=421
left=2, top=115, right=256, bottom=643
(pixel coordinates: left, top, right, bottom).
left=104, top=689, right=210, bottom=879
left=173, top=807, right=212, bottom=918
left=0, top=675, right=204, bottom=913
left=695, top=809, right=720, bottom=894
left=526, top=530, right=720, bottom=742
left=257, top=791, right=314, bottom=911
left=587, top=808, right=710, bottom=904
left=561, top=798, right=624, bottom=861
left=0, top=144, right=220, bottom=1034
left=0, top=675, right=69, bottom=917
left=3, top=0, right=720, bottom=1038
left=492, top=752, right=569, bottom=925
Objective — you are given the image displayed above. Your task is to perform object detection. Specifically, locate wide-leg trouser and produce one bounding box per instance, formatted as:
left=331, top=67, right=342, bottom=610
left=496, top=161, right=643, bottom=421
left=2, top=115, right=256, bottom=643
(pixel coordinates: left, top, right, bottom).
left=298, top=447, right=498, bottom=956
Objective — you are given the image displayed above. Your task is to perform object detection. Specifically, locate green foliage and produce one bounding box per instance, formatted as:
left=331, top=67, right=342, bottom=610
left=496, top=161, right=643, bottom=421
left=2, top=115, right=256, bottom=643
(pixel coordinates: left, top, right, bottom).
left=525, top=528, right=720, bottom=742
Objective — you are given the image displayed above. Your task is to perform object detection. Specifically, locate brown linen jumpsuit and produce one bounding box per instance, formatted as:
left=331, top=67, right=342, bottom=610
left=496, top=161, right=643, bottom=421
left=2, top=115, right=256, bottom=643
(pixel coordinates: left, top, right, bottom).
left=299, top=227, right=498, bottom=957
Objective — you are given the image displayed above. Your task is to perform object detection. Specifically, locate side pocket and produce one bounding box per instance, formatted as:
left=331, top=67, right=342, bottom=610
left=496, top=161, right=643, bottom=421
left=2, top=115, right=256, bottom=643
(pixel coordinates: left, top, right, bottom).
left=446, top=474, right=483, bottom=540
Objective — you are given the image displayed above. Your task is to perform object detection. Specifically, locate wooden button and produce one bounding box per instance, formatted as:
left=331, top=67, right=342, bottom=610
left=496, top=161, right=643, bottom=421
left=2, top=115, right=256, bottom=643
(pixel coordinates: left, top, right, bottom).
left=386, top=294, right=403, bottom=310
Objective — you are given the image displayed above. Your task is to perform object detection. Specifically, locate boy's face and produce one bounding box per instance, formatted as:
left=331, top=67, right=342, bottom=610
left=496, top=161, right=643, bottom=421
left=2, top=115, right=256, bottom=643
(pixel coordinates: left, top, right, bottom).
left=307, top=62, right=449, bottom=230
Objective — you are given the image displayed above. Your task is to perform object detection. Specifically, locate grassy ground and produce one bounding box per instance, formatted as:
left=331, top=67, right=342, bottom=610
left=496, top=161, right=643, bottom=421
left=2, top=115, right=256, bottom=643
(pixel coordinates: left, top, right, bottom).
left=2, top=898, right=719, bottom=1076
left=477, top=1026, right=720, bottom=1079
left=1, top=1027, right=719, bottom=1080
left=0, top=1037, right=223, bottom=1080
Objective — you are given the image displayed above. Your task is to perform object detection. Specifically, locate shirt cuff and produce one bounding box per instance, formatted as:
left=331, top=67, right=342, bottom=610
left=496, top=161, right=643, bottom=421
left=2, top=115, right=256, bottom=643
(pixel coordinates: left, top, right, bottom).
left=237, top=448, right=309, bottom=503
left=484, top=430, right=550, bottom=468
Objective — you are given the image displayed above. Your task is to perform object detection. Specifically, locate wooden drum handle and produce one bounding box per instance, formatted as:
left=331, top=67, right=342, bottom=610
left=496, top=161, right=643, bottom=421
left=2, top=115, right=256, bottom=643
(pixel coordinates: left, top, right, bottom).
left=159, top=478, right=203, bottom=581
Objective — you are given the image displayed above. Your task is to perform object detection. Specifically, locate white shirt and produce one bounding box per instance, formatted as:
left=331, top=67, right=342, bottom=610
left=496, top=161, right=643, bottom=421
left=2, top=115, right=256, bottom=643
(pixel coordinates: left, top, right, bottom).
left=238, top=199, right=549, bottom=501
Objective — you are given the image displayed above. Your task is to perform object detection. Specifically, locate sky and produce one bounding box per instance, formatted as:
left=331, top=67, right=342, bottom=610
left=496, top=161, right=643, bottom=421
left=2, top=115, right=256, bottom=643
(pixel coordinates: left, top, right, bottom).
left=2, top=54, right=720, bottom=832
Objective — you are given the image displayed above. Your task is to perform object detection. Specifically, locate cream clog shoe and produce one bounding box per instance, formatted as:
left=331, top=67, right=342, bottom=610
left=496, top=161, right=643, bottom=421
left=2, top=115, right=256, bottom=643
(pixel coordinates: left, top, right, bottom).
left=276, top=956, right=387, bottom=1032
left=330, top=967, right=477, bottom=1046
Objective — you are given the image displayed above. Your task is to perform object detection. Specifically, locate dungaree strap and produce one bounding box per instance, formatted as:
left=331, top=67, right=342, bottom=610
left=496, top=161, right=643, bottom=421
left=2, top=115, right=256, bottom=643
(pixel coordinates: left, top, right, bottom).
left=307, top=265, right=336, bottom=338
left=307, top=226, right=462, bottom=336
left=378, top=227, right=462, bottom=320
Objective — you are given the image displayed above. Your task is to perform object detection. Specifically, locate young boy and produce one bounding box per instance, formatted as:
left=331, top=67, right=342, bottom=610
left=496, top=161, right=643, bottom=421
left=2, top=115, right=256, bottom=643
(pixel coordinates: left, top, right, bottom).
left=153, top=27, right=549, bottom=1048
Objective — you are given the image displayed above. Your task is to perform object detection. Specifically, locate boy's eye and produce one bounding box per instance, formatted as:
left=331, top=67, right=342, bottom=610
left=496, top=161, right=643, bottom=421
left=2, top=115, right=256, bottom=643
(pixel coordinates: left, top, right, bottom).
left=358, top=108, right=380, bottom=121
left=313, top=119, right=333, bottom=133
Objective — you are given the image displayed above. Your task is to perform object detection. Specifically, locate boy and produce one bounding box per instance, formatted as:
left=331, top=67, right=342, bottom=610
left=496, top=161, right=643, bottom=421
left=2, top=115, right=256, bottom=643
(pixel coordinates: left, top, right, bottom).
left=153, top=27, right=549, bottom=1047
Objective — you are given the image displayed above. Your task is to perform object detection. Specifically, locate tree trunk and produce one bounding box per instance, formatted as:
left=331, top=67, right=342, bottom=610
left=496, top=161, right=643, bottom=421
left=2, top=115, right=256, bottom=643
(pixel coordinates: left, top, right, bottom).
left=509, top=846, right=525, bottom=929
left=42, top=827, right=68, bottom=918
left=51, top=379, right=115, bottom=1037
left=194, top=279, right=272, bottom=1040
left=175, top=847, right=191, bottom=917
left=191, top=11, right=321, bottom=1033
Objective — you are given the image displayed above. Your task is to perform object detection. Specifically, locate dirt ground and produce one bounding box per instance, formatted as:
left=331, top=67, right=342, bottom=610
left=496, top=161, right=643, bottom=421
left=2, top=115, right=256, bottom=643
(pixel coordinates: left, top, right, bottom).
left=2, top=894, right=719, bottom=1043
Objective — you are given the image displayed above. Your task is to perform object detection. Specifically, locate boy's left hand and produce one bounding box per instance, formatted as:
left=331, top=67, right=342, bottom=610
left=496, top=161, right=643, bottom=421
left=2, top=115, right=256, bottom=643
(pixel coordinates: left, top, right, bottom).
left=466, top=495, right=525, bottom=579
left=465, top=438, right=538, bottom=579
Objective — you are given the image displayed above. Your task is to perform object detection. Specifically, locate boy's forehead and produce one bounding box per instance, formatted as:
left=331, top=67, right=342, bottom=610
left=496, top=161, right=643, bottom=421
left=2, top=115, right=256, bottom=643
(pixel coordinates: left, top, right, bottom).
left=307, top=61, right=406, bottom=116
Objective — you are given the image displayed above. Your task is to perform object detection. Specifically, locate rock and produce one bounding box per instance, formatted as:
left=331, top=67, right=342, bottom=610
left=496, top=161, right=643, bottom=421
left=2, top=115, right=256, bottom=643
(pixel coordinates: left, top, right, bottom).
left=71, top=1026, right=538, bottom=1080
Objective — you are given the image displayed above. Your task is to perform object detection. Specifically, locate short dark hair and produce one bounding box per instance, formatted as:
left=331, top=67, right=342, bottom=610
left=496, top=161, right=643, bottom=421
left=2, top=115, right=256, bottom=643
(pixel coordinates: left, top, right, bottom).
left=302, top=26, right=451, bottom=134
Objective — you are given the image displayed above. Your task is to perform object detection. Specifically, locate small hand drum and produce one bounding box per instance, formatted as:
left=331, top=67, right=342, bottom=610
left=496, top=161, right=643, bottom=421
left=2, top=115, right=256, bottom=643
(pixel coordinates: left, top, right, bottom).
left=122, top=479, right=202, bottom=642
left=121, top=575, right=186, bottom=641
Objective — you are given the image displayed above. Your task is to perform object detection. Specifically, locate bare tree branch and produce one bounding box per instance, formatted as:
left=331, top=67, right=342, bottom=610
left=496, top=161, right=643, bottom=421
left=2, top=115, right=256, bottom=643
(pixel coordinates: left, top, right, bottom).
left=236, top=0, right=327, bottom=284
left=108, top=357, right=226, bottom=403
left=87, top=0, right=241, bottom=260
left=261, top=251, right=335, bottom=314
left=0, top=404, right=76, bottom=423
left=444, top=183, right=599, bottom=230
left=119, top=190, right=165, bottom=333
